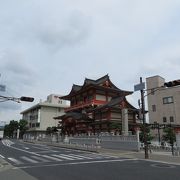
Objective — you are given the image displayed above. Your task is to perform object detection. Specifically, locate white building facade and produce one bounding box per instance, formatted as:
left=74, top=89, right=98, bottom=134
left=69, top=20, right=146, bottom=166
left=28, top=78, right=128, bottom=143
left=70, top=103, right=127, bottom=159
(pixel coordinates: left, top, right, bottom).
left=21, top=94, right=69, bottom=139
left=146, top=76, right=180, bottom=142
left=146, top=76, right=180, bottom=125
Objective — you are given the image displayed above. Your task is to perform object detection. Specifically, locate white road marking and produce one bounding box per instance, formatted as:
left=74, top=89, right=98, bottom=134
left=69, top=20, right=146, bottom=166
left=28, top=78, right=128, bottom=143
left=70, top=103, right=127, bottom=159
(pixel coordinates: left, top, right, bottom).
left=0, top=154, right=5, bottom=158
left=83, top=154, right=104, bottom=159
left=42, top=155, right=62, bottom=161
left=69, top=154, right=93, bottom=160
left=35, top=150, right=58, bottom=154
left=8, top=157, right=23, bottom=165
left=31, top=156, right=50, bottom=162
left=6, top=145, right=39, bottom=156
left=21, top=156, right=39, bottom=163
left=2, top=140, right=14, bottom=146
left=59, top=154, right=84, bottom=160
left=52, top=154, right=74, bottom=160
left=12, top=158, right=137, bottom=169
left=24, top=147, right=30, bottom=150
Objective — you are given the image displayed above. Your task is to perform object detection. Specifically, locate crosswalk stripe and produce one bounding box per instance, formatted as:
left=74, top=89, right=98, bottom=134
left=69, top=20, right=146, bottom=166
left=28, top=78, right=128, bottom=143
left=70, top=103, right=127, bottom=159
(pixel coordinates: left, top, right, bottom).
left=59, top=154, right=83, bottom=160
left=69, top=154, right=93, bottom=159
left=31, top=156, right=50, bottom=162
left=6, top=153, right=117, bottom=166
left=0, top=154, right=5, bottom=158
left=2, top=140, right=14, bottom=146
left=8, top=157, right=23, bottom=165
left=52, top=154, right=74, bottom=160
left=42, top=155, right=62, bottom=161
left=21, top=156, right=38, bottom=163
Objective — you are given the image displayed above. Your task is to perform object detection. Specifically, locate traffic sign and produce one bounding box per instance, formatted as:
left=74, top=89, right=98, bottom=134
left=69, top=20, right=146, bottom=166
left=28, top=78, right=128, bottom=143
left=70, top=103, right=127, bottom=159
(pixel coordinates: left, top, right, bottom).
left=134, top=82, right=145, bottom=91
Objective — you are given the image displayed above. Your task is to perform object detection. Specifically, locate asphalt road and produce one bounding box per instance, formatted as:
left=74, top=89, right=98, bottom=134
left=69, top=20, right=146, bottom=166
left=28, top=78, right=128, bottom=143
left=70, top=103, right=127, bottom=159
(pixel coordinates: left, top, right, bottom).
left=0, top=139, right=180, bottom=180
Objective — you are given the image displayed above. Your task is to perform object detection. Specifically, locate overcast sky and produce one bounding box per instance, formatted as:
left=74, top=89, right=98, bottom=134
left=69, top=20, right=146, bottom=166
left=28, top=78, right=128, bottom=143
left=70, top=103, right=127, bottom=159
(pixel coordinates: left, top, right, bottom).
left=0, top=0, right=180, bottom=123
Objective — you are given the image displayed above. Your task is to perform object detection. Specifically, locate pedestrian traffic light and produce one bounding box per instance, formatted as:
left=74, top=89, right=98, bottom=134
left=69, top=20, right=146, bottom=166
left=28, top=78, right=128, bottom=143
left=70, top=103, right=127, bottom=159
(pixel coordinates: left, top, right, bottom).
left=164, top=80, right=180, bottom=87
left=20, top=96, right=34, bottom=102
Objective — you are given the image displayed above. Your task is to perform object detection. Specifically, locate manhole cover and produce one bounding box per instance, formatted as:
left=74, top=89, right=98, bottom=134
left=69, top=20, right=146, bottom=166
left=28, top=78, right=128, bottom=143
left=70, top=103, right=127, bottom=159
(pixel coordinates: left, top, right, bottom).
left=151, top=164, right=175, bottom=168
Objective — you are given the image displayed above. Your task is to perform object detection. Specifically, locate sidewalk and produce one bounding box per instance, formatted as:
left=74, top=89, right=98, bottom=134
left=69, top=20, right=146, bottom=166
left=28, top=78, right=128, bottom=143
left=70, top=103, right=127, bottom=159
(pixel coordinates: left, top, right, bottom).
left=98, top=148, right=180, bottom=165
left=0, top=157, right=12, bottom=172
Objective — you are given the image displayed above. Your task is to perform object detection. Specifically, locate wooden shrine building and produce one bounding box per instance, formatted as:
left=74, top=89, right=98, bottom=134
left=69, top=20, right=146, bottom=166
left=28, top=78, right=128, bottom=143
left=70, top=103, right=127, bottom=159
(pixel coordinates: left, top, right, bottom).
left=54, top=75, right=139, bottom=136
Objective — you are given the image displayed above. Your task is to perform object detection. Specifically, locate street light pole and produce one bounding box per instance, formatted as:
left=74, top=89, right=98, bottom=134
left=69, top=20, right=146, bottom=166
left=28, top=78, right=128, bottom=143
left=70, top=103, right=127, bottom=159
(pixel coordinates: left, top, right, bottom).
left=140, top=77, right=149, bottom=159
left=134, top=77, right=149, bottom=159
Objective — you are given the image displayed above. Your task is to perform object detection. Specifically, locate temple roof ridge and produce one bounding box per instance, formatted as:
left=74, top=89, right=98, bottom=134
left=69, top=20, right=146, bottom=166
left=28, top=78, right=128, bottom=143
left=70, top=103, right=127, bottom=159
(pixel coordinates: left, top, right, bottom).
left=84, top=74, right=109, bottom=85
left=71, top=84, right=82, bottom=92
left=95, top=74, right=109, bottom=84
left=61, top=74, right=133, bottom=100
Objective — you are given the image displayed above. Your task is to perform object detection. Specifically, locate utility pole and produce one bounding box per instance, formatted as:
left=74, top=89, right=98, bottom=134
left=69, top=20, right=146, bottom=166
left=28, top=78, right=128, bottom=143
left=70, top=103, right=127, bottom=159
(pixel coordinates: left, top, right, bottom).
left=140, top=77, right=149, bottom=159
left=134, top=77, right=149, bottom=159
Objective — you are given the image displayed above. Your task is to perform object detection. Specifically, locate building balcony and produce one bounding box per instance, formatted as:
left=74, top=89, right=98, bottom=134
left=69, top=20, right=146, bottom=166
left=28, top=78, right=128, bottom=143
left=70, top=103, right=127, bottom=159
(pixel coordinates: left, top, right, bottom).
left=65, top=99, right=107, bottom=112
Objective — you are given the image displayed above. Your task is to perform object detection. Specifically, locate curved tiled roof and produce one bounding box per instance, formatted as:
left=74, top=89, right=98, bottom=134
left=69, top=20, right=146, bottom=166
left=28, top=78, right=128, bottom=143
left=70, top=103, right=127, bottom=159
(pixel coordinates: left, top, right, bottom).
left=61, top=74, right=133, bottom=100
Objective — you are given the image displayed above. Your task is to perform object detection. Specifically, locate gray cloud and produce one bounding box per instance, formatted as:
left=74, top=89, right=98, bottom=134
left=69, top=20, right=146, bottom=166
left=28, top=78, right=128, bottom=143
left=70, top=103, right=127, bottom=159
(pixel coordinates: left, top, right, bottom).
left=0, top=50, right=37, bottom=97
left=0, top=101, right=21, bottom=111
left=36, top=11, right=92, bottom=52
left=0, top=0, right=180, bottom=122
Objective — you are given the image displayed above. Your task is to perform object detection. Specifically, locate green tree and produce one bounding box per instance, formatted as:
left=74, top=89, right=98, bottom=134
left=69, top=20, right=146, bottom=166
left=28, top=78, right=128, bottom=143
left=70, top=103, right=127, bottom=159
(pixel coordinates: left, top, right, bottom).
left=4, top=120, right=19, bottom=138
left=18, top=119, right=28, bottom=138
left=46, top=127, right=52, bottom=135
left=162, top=127, right=176, bottom=145
left=139, top=125, right=153, bottom=144
left=46, top=126, right=58, bottom=135
left=162, top=127, right=176, bottom=155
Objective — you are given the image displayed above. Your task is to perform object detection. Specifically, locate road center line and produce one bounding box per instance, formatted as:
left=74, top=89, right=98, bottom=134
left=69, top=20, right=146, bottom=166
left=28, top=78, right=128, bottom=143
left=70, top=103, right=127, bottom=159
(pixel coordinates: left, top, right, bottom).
left=12, top=158, right=137, bottom=170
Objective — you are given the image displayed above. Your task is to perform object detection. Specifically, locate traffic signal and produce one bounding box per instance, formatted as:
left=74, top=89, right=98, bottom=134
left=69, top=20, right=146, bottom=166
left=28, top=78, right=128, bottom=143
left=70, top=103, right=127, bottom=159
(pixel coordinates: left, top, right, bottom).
left=164, top=79, right=180, bottom=87
left=20, top=96, right=34, bottom=102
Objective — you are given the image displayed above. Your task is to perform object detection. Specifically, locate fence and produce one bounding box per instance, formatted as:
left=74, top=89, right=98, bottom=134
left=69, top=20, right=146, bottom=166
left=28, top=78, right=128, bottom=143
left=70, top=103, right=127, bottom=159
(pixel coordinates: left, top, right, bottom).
left=24, top=133, right=140, bottom=152
left=68, top=134, right=139, bottom=151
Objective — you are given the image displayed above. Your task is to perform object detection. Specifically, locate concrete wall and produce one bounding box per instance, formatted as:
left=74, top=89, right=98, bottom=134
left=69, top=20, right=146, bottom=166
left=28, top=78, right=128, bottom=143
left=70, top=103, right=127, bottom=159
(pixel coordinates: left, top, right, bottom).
left=68, top=135, right=139, bottom=151
left=40, top=106, right=64, bottom=130
left=101, top=140, right=139, bottom=151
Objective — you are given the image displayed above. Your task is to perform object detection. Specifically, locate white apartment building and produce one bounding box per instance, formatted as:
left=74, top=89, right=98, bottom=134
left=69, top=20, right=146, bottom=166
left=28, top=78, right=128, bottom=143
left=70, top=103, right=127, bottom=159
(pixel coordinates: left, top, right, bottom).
left=146, top=76, right=180, bottom=125
left=21, top=94, right=69, bottom=139
left=146, top=76, right=180, bottom=142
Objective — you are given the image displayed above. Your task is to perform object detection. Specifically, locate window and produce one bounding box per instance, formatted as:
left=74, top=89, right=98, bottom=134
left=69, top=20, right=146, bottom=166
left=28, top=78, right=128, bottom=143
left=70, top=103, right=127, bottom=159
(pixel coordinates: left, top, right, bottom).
left=163, top=117, right=167, bottom=123
left=152, top=105, right=156, bottom=112
left=170, top=116, right=174, bottom=123
left=58, top=100, right=63, bottom=104
left=36, top=123, right=40, bottom=127
left=163, top=96, right=174, bottom=104
left=32, top=123, right=35, bottom=127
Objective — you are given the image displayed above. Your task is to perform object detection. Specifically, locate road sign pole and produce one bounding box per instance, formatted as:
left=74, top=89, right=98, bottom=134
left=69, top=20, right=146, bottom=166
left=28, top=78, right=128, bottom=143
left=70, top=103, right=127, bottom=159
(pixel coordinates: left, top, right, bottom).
left=140, top=77, right=149, bottom=159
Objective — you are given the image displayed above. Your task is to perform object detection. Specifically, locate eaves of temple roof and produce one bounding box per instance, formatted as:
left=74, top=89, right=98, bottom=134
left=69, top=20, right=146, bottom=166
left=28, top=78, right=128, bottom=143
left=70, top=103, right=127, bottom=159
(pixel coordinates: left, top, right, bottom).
left=88, top=96, right=138, bottom=112
left=61, top=75, right=133, bottom=100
